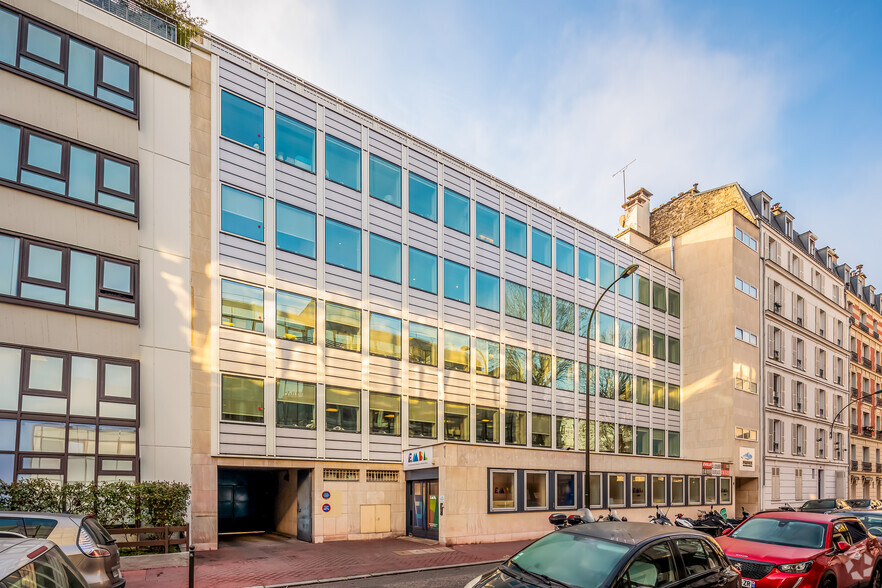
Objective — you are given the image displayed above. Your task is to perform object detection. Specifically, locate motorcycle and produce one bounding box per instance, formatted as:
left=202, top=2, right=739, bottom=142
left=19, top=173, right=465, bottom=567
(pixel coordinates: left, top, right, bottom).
left=673, top=513, right=694, bottom=528
left=548, top=509, right=595, bottom=531
left=649, top=505, right=674, bottom=526
left=599, top=508, right=627, bottom=522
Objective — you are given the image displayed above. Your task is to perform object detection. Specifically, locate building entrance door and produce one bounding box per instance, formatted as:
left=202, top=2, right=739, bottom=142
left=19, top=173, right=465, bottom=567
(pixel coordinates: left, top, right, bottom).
left=407, top=479, right=439, bottom=540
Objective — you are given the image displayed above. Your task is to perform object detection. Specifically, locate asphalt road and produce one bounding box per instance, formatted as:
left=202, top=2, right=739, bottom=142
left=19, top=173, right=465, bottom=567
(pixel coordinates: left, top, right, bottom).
left=312, top=563, right=498, bottom=588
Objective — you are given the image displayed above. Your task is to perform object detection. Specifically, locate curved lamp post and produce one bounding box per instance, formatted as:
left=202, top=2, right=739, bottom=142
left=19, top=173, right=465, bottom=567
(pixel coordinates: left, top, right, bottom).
left=584, top=263, right=639, bottom=515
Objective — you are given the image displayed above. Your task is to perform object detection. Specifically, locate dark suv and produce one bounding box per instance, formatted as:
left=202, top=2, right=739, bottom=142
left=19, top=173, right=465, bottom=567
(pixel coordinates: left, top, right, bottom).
left=799, top=499, right=849, bottom=513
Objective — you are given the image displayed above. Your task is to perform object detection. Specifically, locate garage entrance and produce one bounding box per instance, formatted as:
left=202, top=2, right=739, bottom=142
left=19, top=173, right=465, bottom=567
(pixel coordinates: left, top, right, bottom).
left=218, top=467, right=313, bottom=540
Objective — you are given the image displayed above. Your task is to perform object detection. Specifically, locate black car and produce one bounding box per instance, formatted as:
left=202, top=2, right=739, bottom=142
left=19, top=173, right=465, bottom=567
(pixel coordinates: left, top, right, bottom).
left=799, top=498, right=850, bottom=513
left=845, top=499, right=882, bottom=510
left=464, top=522, right=740, bottom=588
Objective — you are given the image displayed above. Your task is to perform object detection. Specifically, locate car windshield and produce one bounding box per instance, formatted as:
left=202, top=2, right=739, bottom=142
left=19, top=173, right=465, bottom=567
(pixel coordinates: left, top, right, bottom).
left=802, top=500, right=835, bottom=509
left=847, top=500, right=870, bottom=508
left=730, top=518, right=827, bottom=549
left=507, top=532, right=631, bottom=587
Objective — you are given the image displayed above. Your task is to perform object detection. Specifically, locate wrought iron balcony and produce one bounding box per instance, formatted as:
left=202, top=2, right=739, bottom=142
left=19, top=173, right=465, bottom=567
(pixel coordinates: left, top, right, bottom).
left=863, top=461, right=873, bottom=472
left=853, top=351, right=860, bottom=362
left=852, top=388, right=860, bottom=399
left=852, top=424, right=860, bottom=434
left=852, top=460, right=860, bottom=471
left=864, top=357, right=873, bottom=369
left=861, top=323, right=870, bottom=333
left=877, top=463, right=882, bottom=473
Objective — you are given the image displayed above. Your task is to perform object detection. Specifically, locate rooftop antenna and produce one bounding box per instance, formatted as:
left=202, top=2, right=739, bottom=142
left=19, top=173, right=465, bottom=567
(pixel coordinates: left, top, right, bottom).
left=612, top=159, right=637, bottom=202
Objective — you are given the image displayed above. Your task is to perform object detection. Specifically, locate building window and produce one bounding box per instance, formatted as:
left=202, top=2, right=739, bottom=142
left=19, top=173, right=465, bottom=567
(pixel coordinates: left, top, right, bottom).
left=444, top=402, right=469, bottom=441
left=556, top=299, right=575, bottom=334
left=556, top=239, right=574, bottom=275
left=276, top=290, right=315, bottom=343
left=220, top=185, right=263, bottom=241
left=598, top=313, right=616, bottom=345
left=326, top=386, right=360, bottom=433
left=490, top=470, right=516, bottom=511
left=598, top=258, right=616, bottom=290
left=636, top=326, right=650, bottom=355
left=504, top=281, right=527, bottom=320
left=276, top=201, right=315, bottom=258
left=652, top=381, right=665, bottom=409
left=325, top=302, right=361, bottom=352
left=618, top=267, right=633, bottom=299
left=443, top=188, right=470, bottom=234
left=735, top=277, right=757, bottom=298
left=368, top=392, right=400, bottom=436
left=618, top=424, right=633, bottom=454
left=652, top=332, right=666, bottom=360
left=368, top=154, right=400, bottom=206
left=581, top=420, right=594, bottom=452
left=735, top=327, right=758, bottom=346
left=325, top=135, right=361, bottom=191
left=325, top=218, right=361, bottom=272
left=221, top=374, right=264, bottom=423
left=408, top=397, right=436, bottom=439
left=555, top=472, right=576, bottom=509
left=704, top=477, right=717, bottom=504
left=475, top=203, right=499, bottom=246
left=631, top=474, right=647, bottom=506
left=609, top=474, right=626, bottom=507
left=556, top=358, right=574, bottom=391
left=652, top=283, right=666, bottom=312
left=532, top=413, right=552, bottom=447
left=688, top=477, right=702, bottom=504
left=636, top=275, right=650, bottom=305
left=408, top=322, right=437, bottom=366
left=476, top=339, right=500, bottom=378
left=408, top=248, right=437, bottom=294
left=369, top=312, right=401, bottom=360
left=578, top=249, right=596, bottom=283
left=636, top=377, right=650, bottom=406
left=667, top=385, right=681, bottom=411
left=525, top=471, right=548, bottom=509
left=579, top=363, right=595, bottom=396
left=735, top=427, right=757, bottom=441
left=276, top=112, right=315, bottom=172
left=504, top=216, right=527, bottom=257
left=598, top=368, right=615, bottom=399
left=532, top=290, right=552, bottom=327
left=618, top=372, right=632, bottom=402
left=408, top=172, right=437, bottom=221
left=720, top=477, right=732, bottom=504
left=557, top=417, right=575, bottom=450
left=618, top=319, right=633, bottom=350
left=636, top=427, right=650, bottom=455
left=599, top=422, right=615, bottom=453
left=668, top=337, right=680, bottom=365
left=531, top=228, right=552, bottom=266
left=505, top=410, right=526, bottom=445
left=476, top=271, right=500, bottom=312
left=221, top=280, right=264, bottom=333
left=277, top=380, right=316, bottom=429
left=532, top=352, right=552, bottom=387
left=668, top=289, right=680, bottom=318
left=476, top=406, right=499, bottom=444
left=444, top=331, right=470, bottom=372
left=671, top=476, right=685, bottom=506
left=652, top=429, right=665, bottom=456
left=578, top=307, right=596, bottom=339
left=735, top=227, right=757, bottom=250
left=0, top=6, right=138, bottom=115
left=443, top=260, right=470, bottom=304
left=668, top=431, right=680, bottom=457
left=369, top=234, right=401, bottom=284
left=505, top=345, right=527, bottom=383
left=221, top=90, right=263, bottom=150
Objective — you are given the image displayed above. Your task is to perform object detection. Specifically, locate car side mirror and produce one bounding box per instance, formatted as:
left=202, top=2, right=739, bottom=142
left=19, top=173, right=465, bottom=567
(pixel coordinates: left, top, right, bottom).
left=836, top=541, right=850, bottom=552
left=721, top=528, right=733, bottom=536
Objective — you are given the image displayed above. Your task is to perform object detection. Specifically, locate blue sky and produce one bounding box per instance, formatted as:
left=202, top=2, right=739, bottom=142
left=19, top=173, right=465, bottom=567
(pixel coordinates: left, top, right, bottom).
left=188, top=0, right=882, bottom=282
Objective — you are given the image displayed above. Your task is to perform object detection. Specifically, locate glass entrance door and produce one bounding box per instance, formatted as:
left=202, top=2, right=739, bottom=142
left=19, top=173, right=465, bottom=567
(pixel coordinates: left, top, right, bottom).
left=408, top=479, right=439, bottom=540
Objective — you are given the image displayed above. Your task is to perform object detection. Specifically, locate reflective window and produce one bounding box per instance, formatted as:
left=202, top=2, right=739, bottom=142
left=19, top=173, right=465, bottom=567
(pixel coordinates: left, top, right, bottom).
left=408, top=172, right=437, bottom=221
left=668, top=337, right=681, bottom=365
left=579, top=306, right=596, bottom=339
left=623, top=540, right=676, bottom=585
left=526, top=471, right=548, bottom=509
left=505, top=410, right=527, bottom=446
left=409, top=397, right=437, bottom=439
left=637, top=275, right=650, bottom=305
left=672, top=476, right=685, bottom=505
left=275, top=112, right=315, bottom=172
left=369, top=154, right=400, bottom=206
left=618, top=372, right=633, bottom=402
left=532, top=290, right=552, bottom=327
left=599, top=422, right=615, bottom=453
left=652, top=381, right=666, bottom=409
left=0, top=121, right=19, bottom=181
left=476, top=338, right=500, bottom=378
left=669, top=431, right=681, bottom=458
left=28, top=354, right=63, bottom=392
left=325, top=218, right=361, bottom=271
left=532, top=228, right=551, bottom=266
left=653, top=429, right=666, bottom=456
left=276, top=201, right=316, bottom=258
left=369, top=392, right=400, bottom=436
left=490, top=470, right=515, bottom=511
left=636, top=376, right=650, bottom=406
left=277, top=380, right=316, bottom=429
left=579, top=249, right=596, bottom=283
left=505, top=345, right=527, bottom=383
left=619, top=425, right=633, bottom=454
left=705, top=476, right=717, bottom=502
left=556, top=358, right=574, bottom=391
left=325, top=135, right=361, bottom=191
left=326, top=386, right=360, bottom=433
left=221, top=185, right=263, bottom=241
left=532, top=413, right=551, bottom=447
left=369, top=312, right=401, bottom=360
left=505, top=216, right=527, bottom=257
left=221, top=91, right=263, bottom=150
left=598, top=312, right=616, bottom=345
left=326, top=303, right=361, bottom=352
left=221, top=374, right=264, bottom=422
left=618, top=266, right=633, bottom=299
left=475, top=271, right=499, bottom=312
left=579, top=363, right=595, bottom=396
left=598, top=368, right=615, bottom=399
left=598, top=258, right=616, bottom=290
left=505, top=281, right=527, bottom=320
left=653, top=331, right=666, bottom=361
left=476, top=406, right=499, bottom=444
left=476, top=203, right=499, bottom=246
left=653, top=283, right=667, bottom=312
left=556, top=239, right=574, bottom=275
left=444, top=260, right=470, bottom=304
left=444, top=188, right=470, bottom=234
left=618, top=319, right=633, bottom=350
left=636, top=427, right=650, bottom=455
left=409, top=323, right=437, bottom=366
left=0, top=8, right=19, bottom=66
left=408, top=248, right=437, bottom=294
left=636, top=325, right=650, bottom=355
left=97, top=425, right=136, bottom=456
left=556, top=298, right=574, bottom=334
left=444, top=402, right=469, bottom=441
left=669, top=289, right=681, bottom=318
left=532, top=351, right=551, bottom=387
left=444, top=331, right=470, bottom=372
left=369, top=234, right=401, bottom=284
left=221, top=280, right=264, bottom=333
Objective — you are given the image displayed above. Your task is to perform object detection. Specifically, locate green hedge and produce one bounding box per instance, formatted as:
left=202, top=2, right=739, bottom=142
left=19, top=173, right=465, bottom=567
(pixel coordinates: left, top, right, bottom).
left=0, top=480, right=190, bottom=527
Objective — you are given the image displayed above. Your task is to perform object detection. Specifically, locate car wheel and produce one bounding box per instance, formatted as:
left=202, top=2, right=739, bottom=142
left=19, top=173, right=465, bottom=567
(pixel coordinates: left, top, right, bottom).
left=872, top=566, right=882, bottom=588
left=821, top=574, right=836, bottom=588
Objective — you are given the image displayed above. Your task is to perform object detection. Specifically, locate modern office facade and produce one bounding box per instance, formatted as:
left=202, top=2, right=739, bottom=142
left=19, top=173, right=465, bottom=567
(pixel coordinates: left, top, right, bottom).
left=0, top=0, right=192, bottom=486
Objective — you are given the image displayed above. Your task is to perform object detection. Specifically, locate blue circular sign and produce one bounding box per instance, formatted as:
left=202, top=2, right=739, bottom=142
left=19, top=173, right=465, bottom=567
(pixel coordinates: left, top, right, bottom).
left=322, top=490, right=331, bottom=500
left=322, top=503, right=331, bottom=513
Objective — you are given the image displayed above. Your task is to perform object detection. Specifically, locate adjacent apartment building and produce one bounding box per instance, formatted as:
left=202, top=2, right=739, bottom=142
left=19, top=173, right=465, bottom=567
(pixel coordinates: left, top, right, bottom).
left=618, top=183, right=850, bottom=511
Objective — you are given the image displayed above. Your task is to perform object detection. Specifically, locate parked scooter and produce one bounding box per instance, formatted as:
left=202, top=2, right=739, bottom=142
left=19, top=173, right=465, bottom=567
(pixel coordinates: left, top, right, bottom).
left=548, top=509, right=595, bottom=531
left=673, top=513, right=694, bottom=528
left=599, top=508, right=627, bottom=522
left=649, top=505, right=674, bottom=526
left=726, top=507, right=751, bottom=526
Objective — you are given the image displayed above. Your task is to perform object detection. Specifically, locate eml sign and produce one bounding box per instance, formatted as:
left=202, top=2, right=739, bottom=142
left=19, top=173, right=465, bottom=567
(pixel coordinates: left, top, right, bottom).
left=404, top=447, right=433, bottom=470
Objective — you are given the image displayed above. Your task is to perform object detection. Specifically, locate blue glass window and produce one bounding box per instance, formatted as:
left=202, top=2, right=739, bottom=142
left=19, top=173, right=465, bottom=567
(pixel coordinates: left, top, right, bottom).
left=408, top=173, right=437, bottom=221
left=21, top=133, right=65, bottom=194
left=505, top=281, right=527, bottom=320
left=0, top=8, right=18, bottom=66
left=556, top=239, right=574, bottom=275
left=325, top=135, right=361, bottom=191
left=598, top=312, right=616, bottom=345
left=68, top=147, right=97, bottom=202
left=444, top=188, right=470, bottom=234
left=101, top=55, right=130, bottom=93
left=579, top=306, right=596, bottom=339
left=369, top=234, right=401, bottom=284
left=220, top=185, right=264, bottom=241
left=325, top=218, right=361, bottom=272
left=0, top=121, right=20, bottom=181
left=531, top=228, right=551, bottom=266
left=556, top=298, right=575, bottom=334
left=618, top=319, right=633, bottom=350
left=476, top=203, right=499, bottom=246
left=505, top=216, right=527, bottom=257
left=408, top=248, right=437, bottom=294
left=444, top=260, right=470, bottom=304
left=618, top=266, right=633, bottom=299
left=579, top=249, right=596, bottom=283
left=276, top=112, right=315, bottom=172
left=598, top=258, right=616, bottom=290
left=475, top=271, right=500, bottom=312
left=221, top=91, right=264, bottom=151
left=276, top=201, right=315, bottom=258
left=67, top=40, right=95, bottom=95
left=369, top=155, right=401, bottom=207
left=21, top=24, right=63, bottom=83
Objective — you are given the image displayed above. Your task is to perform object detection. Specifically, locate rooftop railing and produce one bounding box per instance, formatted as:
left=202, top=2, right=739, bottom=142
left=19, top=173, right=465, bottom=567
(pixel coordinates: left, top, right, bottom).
left=81, top=0, right=180, bottom=46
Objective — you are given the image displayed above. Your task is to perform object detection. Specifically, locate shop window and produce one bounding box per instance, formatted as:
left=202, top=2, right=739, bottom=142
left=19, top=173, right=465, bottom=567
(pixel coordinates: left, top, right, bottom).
left=476, top=406, right=499, bottom=443
left=525, top=471, right=548, bottom=509
left=325, top=135, right=360, bottom=191
left=475, top=203, right=499, bottom=246
left=444, top=331, right=470, bottom=372
left=276, top=112, right=316, bottom=172
left=555, top=472, right=576, bottom=509
left=276, top=291, right=315, bottom=343
left=475, top=339, right=500, bottom=378
left=221, top=374, right=263, bottom=423
left=532, top=413, right=551, bottom=447
left=408, top=172, right=437, bottom=221
left=409, top=323, right=437, bottom=366
left=705, top=477, right=718, bottom=504
left=325, top=303, right=361, bottom=352
left=631, top=475, right=647, bottom=506
left=369, top=312, right=401, bottom=360
left=652, top=475, right=667, bottom=505
left=443, top=188, right=470, bottom=235
left=688, top=477, right=702, bottom=504
left=720, top=477, right=732, bottom=504
left=609, top=474, right=626, bottom=507
left=276, top=380, right=315, bottom=429
left=490, top=470, right=515, bottom=511
left=408, top=397, right=436, bottom=439
left=671, top=476, right=686, bottom=506
left=326, top=386, right=360, bottom=433
left=505, top=345, right=527, bottom=383
left=444, top=402, right=469, bottom=442
left=505, top=410, right=526, bottom=445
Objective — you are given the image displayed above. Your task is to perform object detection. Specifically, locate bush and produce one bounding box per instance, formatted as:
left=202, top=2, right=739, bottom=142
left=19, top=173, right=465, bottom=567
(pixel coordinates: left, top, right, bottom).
left=0, top=480, right=190, bottom=528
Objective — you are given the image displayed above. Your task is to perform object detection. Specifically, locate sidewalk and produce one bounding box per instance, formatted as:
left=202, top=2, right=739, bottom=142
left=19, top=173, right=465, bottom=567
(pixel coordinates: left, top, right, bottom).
left=123, top=533, right=533, bottom=588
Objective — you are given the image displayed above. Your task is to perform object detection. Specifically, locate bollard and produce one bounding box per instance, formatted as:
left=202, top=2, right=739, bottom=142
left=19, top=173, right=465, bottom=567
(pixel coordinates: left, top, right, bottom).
left=188, top=545, right=195, bottom=588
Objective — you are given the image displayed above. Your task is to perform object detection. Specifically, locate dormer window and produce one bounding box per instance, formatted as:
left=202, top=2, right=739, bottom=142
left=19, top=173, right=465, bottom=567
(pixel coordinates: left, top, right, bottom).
left=809, top=237, right=815, bottom=255
left=763, top=200, right=770, bottom=219
left=785, top=218, right=792, bottom=237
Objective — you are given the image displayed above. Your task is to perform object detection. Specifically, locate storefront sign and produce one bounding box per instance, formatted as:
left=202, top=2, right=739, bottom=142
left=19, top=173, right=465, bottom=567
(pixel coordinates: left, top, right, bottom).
left=740, top=447, right=755, bottom=471
left=404, top=447, right=434, bottom=470
left=702, top=461, right=713, bottom=469
left=721, top=467, right=730, bottom=477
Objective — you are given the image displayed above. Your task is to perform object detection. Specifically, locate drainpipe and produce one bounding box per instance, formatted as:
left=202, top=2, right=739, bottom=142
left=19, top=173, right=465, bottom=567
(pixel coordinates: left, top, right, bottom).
left=670, top=235, right=675, bottom=272
left=758, top=219, right=767, bottom=510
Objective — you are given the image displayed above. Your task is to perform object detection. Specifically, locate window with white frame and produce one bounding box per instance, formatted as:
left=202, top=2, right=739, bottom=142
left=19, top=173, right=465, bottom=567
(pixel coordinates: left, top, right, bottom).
left=490, top=470, right=516, bottom=511
left=735, top=277, right=757, bottom=298
left=735, top=327, right=757, bottom=346
left=768, top=419, right=783, bottom=453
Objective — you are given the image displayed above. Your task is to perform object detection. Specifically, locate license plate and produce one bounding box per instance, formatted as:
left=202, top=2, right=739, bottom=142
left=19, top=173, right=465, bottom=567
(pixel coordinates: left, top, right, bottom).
left=741, top=580, right=755, bottom=588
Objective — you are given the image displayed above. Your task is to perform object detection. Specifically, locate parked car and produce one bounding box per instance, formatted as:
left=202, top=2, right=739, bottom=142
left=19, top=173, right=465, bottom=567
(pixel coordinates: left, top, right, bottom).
left=464, top=522, right=740, bottom=588
left=846, top=499, right=882, bottom=510
left=0, top=513, right=124, bottom=587
left=799, top=498, right=849, bottom=513
left=716, top=511, right=882, bottom=588
left=0, top=536, right=89, bottom=587
left=831, top=509, right=882, bottom=536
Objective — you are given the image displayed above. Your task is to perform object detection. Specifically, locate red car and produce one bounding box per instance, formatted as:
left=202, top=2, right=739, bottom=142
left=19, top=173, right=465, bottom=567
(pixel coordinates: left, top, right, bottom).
left=717, top=511, right=882, bottom=588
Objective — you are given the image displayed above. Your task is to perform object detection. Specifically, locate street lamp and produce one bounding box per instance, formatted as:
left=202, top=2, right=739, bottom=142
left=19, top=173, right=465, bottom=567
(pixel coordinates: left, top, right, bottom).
left=828, top=389, right=882, bottom=462
left=584, top=263, right=639, bottom=515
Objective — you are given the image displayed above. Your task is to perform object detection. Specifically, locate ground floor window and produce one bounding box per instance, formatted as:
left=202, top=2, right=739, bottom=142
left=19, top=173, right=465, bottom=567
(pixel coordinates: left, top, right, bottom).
left=652, top=475, right=666, bottom=505
left=609, top=474, right=626, bottom=507
left=688, top=476, right=702, bottom=504
left=671, top=476, right=685, bottom=506
left=526, top=471, right=548, bottom=509
left=631, top=474, right=647, bottom=506
left=720, top=477, right=732, bottom=504
left=490, top=470, right=515, bottom=511
left=704, top=477, right=717, bottom=504
left=587, top=473, right=602, bottom=508
left=555, top=472, right=576, bottom=509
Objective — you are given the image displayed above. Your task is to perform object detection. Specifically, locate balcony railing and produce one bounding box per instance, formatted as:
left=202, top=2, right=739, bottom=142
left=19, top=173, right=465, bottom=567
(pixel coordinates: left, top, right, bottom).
left=81, top=0, right=180, bottom=45
left=864, top=358, right=873, bottom=369
left=852, top=424, right=860, bottom=435
left=852, top=388, right=860, bottom=399
left=852, top=460, right=860, bottom=471
left=853, top=351, right=860, bottom=362
left=861, top=323, right=870, bottom=333
left=863, top=461, right=873, bottom=472
left=877, top=463, right=882, bottom=473
left=876, top=366, right=882, bottom=375
left=863, top=427, right=875, bottom=438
